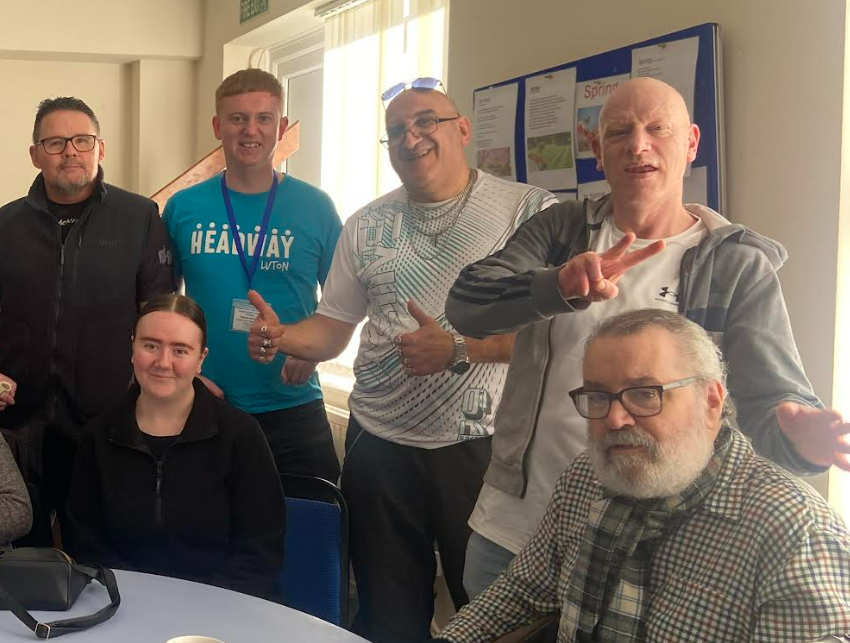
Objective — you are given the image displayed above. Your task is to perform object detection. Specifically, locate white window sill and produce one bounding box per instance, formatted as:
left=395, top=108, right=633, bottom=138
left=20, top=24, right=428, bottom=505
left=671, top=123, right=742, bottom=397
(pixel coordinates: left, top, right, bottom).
left=317, top=362, right=353, bottom=412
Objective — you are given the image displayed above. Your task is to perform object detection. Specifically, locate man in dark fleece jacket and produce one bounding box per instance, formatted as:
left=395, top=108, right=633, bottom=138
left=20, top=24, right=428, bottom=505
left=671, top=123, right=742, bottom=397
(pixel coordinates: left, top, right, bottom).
left=0, top=97, right=174, bottom=541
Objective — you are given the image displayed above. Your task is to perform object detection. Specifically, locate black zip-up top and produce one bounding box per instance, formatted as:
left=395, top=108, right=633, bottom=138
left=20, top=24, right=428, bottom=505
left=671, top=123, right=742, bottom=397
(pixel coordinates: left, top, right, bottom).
left=0, top=169, right=174, bottom=432
left=66, top=380, right=286, bottom=600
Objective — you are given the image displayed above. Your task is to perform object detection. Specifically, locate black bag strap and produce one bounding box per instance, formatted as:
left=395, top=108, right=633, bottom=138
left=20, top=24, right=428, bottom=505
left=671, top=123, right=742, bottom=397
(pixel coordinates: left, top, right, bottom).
left=0, top=564, right=120, bottom=639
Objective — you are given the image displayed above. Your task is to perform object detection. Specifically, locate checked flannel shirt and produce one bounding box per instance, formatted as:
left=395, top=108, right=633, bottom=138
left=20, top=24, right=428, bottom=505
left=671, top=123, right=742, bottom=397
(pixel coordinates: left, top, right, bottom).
left=438, top=427, right=850, bottom=642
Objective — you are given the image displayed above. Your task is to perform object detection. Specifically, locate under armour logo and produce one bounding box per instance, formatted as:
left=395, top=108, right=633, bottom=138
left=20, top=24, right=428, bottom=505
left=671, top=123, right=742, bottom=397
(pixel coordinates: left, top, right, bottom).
left=657, top=286, right=679, bottom=303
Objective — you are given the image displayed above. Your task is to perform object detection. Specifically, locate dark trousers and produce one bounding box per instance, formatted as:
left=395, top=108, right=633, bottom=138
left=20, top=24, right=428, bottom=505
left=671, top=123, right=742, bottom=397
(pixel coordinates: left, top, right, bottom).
left=41, top=425, right=78, bottom=546
left=252, top=399, right=341, bottom=483
left=0, top=420, right=73, bottom=547
left=342, top=417, right=491, bottom=643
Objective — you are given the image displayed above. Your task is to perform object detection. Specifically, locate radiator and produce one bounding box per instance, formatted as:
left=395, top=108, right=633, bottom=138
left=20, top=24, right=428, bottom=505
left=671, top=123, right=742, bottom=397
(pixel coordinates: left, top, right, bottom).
left=326, top=403, right=349, bottom=467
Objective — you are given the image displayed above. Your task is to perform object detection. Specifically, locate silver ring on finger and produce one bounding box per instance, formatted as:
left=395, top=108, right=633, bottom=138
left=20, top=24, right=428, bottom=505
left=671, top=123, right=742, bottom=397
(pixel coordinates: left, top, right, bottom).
left=259, top=356, right=268, bottom=364
left=260, top=325, right=268, bottom=336
left=260, top=346, right=267, bottom=355
left=262, top=338, right=272, bottom=348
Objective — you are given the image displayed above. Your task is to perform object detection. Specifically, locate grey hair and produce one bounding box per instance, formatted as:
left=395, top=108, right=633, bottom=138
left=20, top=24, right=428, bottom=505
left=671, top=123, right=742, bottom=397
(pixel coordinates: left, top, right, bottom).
left=584, top=309, right=727, bottom=388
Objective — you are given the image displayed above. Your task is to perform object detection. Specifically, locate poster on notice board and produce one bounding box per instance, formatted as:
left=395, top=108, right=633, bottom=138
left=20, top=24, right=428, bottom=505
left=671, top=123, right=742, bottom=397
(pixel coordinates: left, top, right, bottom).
left=474, top=84, right=518, bottom=181
left=574, top=74, right=630, bottom=160
left=523, top=68, right=577, bottom=191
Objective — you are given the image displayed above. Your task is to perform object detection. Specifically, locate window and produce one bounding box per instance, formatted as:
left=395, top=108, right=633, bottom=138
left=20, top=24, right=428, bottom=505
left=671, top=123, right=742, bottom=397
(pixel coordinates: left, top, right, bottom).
left=315, top=0, right=448, bottom=393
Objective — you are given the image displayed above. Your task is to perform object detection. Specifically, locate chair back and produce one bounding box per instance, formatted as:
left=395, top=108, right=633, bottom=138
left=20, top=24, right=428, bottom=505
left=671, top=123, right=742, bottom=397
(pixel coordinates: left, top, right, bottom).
left=279, top=474, right=349, bottom=627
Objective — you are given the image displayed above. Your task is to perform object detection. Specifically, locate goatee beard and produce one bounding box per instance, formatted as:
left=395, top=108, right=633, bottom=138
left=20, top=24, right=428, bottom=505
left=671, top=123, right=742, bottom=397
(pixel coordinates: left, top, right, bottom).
left=52, top=174, right=94, bottom=197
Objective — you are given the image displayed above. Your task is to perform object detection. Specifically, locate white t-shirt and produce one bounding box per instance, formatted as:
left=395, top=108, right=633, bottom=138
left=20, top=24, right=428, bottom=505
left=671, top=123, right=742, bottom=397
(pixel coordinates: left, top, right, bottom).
left=470, top=210, right=708, bottom=552
left=318, top=172, right=557, bottom=448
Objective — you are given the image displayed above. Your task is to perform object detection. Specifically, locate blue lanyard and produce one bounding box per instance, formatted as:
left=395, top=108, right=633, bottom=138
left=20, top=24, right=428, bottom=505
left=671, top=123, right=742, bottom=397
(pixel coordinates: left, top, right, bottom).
left=220, top=171, right=278, bottom=290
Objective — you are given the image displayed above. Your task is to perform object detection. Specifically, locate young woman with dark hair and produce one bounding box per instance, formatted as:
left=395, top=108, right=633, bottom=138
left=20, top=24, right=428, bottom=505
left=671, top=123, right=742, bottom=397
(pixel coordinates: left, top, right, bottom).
left=67, top=294, right=286, bottom=599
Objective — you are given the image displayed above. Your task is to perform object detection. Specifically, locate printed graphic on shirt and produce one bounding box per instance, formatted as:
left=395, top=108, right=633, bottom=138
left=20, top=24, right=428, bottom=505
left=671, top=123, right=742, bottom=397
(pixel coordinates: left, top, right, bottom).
left=350, top=197, right=515, bottom=445
left=163, top=174, right=342, bottom=414
left=189, top=222, right=297, bottom=273
left=458, top=387, right=493, bottom=439
left=320, top=173, right=557, bottom=447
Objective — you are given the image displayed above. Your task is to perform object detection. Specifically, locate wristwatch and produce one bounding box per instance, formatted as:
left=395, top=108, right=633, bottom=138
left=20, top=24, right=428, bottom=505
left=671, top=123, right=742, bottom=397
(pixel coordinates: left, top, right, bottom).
left=449, top=335, right=471, bottom=375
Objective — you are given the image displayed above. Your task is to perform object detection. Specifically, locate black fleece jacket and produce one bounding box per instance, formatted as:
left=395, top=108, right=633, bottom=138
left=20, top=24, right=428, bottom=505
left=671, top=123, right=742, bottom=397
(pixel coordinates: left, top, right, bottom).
left=0, top=169, right=174, bottom=433
left=67, top=380, right=286, bottom=600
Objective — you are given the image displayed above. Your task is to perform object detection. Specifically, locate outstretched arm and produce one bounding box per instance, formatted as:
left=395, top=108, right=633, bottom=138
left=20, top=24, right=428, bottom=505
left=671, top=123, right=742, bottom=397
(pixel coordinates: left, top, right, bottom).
left=776, top=403, right=850, bottom=471
left=247, top=290, right=356, bottom=364
left=719, top=246, right=827, bottom=474
left=446, top=203, right=663, bottom=337
left=446, top=203, right=581, bottom=337
left=395, top=300, right=515, bottom=376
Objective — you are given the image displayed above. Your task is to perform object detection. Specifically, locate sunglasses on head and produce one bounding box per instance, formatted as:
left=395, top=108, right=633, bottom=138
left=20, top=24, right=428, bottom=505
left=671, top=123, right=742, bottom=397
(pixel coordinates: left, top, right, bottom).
left=381, top=77, right=445, bottom=104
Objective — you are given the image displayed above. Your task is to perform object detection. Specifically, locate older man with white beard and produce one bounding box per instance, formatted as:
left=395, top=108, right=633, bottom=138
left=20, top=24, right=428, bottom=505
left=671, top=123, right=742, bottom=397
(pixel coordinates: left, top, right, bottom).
left=435, top=309, right=850, bottom=643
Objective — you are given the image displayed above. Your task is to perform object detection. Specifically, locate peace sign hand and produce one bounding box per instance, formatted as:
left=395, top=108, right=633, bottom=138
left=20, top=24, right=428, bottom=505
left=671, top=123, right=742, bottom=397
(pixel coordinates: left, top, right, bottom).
left=558, top=233, right=666, bottom=303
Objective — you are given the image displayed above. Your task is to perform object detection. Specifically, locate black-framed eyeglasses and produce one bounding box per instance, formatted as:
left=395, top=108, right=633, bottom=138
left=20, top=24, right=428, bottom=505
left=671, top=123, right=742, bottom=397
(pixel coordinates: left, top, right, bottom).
left=380, top=115, right=460, bottom=148
left=381, top=77, right=445, bottom=105
left=38, top=135, right=99, bottom=155
left=568, top=377, right=700, bottom=420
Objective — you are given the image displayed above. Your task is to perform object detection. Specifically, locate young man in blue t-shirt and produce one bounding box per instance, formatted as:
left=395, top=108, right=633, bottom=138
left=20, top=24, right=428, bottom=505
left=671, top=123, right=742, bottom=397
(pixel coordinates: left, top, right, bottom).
left=164, top=69, right=342, bottom=482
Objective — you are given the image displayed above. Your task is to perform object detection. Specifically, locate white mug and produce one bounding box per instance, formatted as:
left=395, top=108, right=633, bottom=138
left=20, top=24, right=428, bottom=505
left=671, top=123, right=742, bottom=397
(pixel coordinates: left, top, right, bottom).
left=166, top=637, right=226, bottom=643
left=0, top=381, right=12, bottom=394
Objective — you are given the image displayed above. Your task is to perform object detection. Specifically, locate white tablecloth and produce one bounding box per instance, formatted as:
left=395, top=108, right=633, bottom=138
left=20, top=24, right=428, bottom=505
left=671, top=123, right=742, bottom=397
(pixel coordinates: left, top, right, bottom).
left=0, top=569, right=366, bottom=642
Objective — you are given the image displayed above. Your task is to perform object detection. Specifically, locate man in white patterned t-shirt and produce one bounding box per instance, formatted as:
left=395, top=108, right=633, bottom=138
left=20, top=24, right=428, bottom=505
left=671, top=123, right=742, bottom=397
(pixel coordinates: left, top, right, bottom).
left=246, top=84, right=556, bottom=642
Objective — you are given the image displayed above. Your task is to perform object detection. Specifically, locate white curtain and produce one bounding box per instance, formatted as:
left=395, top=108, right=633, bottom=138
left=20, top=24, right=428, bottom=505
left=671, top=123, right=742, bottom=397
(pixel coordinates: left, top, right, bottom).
left=320, top=0, right=447, bottom=221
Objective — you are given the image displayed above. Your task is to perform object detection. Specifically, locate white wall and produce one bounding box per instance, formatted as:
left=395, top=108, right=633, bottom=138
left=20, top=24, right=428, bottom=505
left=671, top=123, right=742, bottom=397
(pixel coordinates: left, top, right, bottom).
left=448, top=0, right=846, bottom=498
left=0, top=0, right=202, bottom=60
left=0, top=1, right=203, bottom=201
left=831, top=9, right=850, bottom=514
left=0, top=59, right=131, bottom=205
left=196, top=0, right=323, bottom=159
left=130, top=60, right=199, bottom=197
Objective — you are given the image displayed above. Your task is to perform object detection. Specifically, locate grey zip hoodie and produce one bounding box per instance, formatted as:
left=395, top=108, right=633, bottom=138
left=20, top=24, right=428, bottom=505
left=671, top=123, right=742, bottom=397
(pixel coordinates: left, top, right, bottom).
left=447, top=196, right=823, bottom=498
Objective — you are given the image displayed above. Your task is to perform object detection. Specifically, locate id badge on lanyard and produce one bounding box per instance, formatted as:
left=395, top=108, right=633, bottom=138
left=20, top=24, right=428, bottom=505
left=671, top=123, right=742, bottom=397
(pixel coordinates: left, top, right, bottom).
left=222, top=171, right=278, bottom=333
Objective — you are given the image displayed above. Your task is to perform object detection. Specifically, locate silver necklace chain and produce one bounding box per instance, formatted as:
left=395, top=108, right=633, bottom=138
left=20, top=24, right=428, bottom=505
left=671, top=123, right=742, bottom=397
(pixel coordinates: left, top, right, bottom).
left=407, top=170, right=476, bottom=254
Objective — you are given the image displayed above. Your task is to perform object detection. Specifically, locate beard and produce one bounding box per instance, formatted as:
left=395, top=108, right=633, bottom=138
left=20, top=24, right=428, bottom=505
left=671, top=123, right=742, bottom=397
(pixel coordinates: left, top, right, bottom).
left=50, top=164, right=96, bottom=197
left=587, top=404, right=716, bottom=499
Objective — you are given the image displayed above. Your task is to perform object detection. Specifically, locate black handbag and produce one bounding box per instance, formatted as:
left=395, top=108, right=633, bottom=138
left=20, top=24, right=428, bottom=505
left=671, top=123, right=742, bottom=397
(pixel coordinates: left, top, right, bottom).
left=0, top=548, right=120, bottom=639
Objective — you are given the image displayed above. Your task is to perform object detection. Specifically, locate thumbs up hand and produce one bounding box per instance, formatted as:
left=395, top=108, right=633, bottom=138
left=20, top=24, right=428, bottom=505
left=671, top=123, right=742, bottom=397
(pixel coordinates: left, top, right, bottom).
left=394, top=299, right=455, bottom=377
left=248, top=289, right=283, bottom=364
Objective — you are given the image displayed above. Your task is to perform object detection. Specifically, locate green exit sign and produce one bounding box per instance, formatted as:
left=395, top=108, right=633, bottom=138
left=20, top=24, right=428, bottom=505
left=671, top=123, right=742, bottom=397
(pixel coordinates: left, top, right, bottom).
left=240, top=0, right=269, bottom=24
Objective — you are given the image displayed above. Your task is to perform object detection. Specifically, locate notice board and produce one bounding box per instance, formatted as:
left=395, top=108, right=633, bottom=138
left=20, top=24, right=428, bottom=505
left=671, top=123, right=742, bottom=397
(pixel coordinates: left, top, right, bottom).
left=473, top=23, right=724, bottom=213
